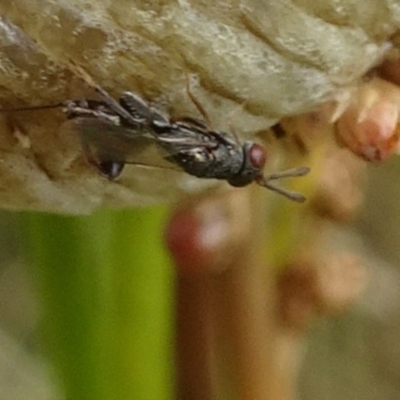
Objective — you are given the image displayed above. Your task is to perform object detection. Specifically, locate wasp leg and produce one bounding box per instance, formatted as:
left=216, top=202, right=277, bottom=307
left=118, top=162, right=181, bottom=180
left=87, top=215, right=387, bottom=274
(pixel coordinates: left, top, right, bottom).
left=119, top=92, right=152, bottom=121
left=63, top=100, right=120, bottom=125
left=185, top=73, right=212, bottom=127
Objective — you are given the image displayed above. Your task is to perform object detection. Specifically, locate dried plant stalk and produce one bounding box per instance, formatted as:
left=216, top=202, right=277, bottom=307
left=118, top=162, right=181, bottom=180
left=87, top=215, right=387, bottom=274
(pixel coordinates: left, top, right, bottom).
left=0, top=1, right=399, bottom=213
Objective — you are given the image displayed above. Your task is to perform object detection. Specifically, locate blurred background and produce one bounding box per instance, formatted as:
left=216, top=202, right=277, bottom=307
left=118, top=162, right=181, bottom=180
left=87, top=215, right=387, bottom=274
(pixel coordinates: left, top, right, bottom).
left=298, top=157, right=400, bottom=400
left=1, top=156, right=400, bottom=399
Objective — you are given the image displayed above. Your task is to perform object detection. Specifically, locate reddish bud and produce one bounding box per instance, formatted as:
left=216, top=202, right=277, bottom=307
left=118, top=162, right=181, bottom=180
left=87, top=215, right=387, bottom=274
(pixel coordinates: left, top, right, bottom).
left=335, top=79, right=400, bottom=162
left=165, top=199, right=231, bottom=274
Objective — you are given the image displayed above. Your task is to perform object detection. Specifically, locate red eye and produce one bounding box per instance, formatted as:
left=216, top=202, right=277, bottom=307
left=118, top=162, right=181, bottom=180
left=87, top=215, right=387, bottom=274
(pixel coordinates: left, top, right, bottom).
left=248, top=143, right=266, bottom=168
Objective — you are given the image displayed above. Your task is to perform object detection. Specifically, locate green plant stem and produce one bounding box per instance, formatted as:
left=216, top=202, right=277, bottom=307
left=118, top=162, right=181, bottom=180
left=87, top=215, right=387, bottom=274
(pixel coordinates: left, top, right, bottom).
left=23, top=207, right=174, bottom=400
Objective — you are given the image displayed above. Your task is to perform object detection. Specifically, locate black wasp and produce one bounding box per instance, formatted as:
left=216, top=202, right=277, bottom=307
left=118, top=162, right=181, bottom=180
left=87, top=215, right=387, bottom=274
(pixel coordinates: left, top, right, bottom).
left=3, top=81, right=310, bottom=202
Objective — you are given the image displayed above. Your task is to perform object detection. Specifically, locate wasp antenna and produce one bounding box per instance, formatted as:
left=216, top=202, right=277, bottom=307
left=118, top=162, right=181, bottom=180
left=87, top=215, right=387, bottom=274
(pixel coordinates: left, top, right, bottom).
left=0, top=103, right=65, bottom=113
left=266, top=166, right=310, bottom=181
left=257, top=178, right=307, bottom=202
left=256, top=166, right=310, bottom=202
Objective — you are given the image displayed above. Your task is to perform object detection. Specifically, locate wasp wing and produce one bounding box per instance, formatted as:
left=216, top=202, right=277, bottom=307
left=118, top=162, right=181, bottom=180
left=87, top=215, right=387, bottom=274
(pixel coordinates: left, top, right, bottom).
left=63, top=117, right=212, bottom=171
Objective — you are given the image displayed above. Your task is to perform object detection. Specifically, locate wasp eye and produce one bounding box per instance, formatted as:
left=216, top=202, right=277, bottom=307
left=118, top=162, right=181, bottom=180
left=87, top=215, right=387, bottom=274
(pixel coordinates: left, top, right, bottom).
left=248, top=143, right=266, bottom=169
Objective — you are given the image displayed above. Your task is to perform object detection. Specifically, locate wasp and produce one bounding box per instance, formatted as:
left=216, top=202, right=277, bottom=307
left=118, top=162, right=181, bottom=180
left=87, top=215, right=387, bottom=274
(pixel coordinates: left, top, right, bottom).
left=2, top=80, right=310, bottom=202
